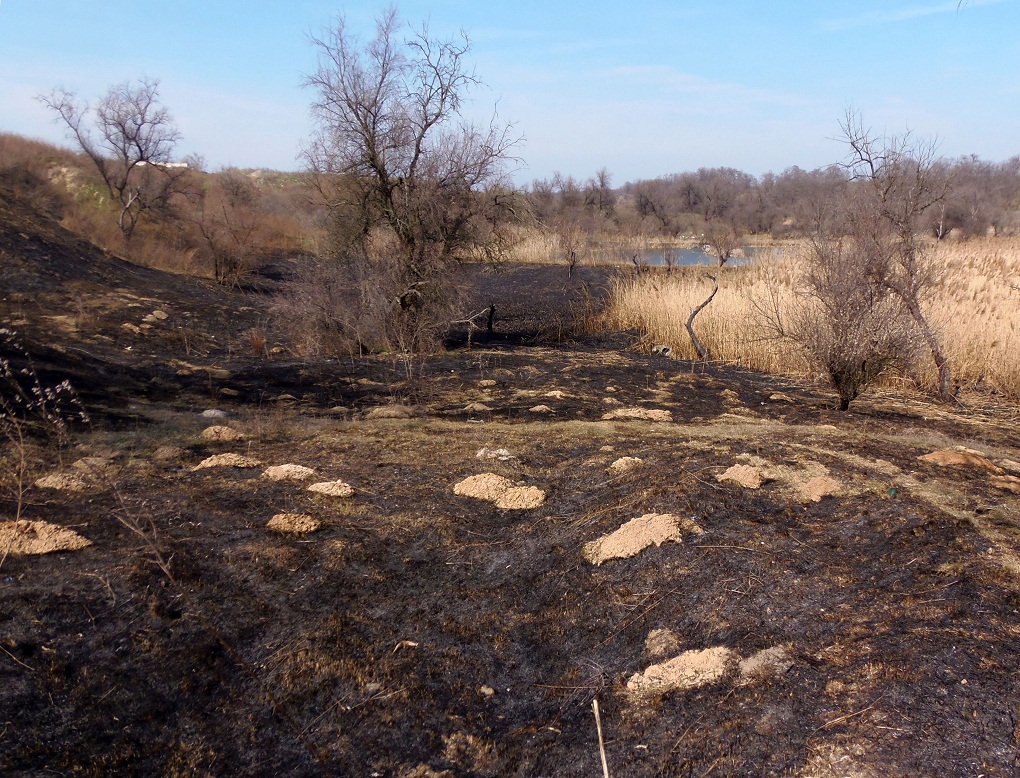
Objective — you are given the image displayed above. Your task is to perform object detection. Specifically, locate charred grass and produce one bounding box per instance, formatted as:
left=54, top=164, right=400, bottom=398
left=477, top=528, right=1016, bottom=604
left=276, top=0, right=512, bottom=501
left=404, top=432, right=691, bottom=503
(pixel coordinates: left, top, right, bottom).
left=2, top=342, right=1020, bottom=776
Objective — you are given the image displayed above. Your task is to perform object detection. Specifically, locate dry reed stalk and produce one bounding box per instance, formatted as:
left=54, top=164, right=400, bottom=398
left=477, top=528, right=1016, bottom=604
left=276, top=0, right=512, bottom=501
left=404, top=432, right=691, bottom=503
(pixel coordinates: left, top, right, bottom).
left=592, top=698, right=611, bottom=778
left=604, top=239, right=1020, bottom=401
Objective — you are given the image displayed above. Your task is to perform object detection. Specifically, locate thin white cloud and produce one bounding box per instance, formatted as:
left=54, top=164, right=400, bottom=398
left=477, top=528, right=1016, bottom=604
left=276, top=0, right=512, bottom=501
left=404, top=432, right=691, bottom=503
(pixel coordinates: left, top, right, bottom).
left=821, top=0, right=1008, bottom=31
left=607, top=65, right=811, bottom=108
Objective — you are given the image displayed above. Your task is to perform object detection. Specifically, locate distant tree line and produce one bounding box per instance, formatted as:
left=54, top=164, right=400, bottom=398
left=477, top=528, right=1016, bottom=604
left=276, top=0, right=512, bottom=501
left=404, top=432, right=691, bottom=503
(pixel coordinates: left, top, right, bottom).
left=528, top=156, right=1020, bottom=243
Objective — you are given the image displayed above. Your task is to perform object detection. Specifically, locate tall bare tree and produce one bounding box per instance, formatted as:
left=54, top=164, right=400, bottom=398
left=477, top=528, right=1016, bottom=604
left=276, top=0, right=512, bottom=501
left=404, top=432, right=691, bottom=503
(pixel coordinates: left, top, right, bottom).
left=302, top=8, right=520, bottom=352
left=307, top=17, right=513, bottom=259
left=40, top=78, right=189, bottom=238
left=841, top=111, right=953, bottom=401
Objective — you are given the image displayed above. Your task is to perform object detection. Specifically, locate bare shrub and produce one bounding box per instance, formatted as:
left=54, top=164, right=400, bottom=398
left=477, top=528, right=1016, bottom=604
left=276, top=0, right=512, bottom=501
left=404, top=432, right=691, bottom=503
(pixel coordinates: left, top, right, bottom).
left=195, top=168, right=267, bottom=285
left=841, top=112, right=953, bottom=401
left=273, top=255, right=463, bottom=357
left=786, top=235, right=920, bottom=409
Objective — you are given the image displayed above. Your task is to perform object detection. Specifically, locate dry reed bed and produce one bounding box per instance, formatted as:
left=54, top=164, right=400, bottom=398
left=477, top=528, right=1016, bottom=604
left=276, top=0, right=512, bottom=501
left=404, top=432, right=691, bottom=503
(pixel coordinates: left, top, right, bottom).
left=604, top=238, right=1020, bottom=401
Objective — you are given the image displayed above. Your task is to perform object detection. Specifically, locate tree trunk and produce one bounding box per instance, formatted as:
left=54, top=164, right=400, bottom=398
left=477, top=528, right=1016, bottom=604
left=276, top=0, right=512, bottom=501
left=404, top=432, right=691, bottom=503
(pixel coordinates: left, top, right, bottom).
left=901, top=295, right=953, bottom=402
left=685, top=274, right=718, bottom=361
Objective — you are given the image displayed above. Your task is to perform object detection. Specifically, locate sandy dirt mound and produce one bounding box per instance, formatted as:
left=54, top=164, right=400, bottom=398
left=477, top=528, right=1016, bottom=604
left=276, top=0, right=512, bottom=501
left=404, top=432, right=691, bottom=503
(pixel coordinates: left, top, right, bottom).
left=738, top=645, right=794, bottom=684
left=308, top=480, right=355, bottom=498
left=453, top=473, right=514, bottom=501
left=267, top=513, right=321, bottom=534
left=528, top=404, right=553, bottom=413
left=34, top=473, right=89, bottom=492
left=192, top=453, right=262, bottom=471
left=627, top=646, right=734, bottom=698
left=918, top=448, right=1004, bottom=474
left=990, top=475, right=1020, bottom=493
left=463, top=402, right=492, bottom=413
left=476, top=447, right=515, bottom=462
left=602, top=407, right=673, bottom=422
left=493, top=486, right=545, bottom=510
left=609, top=456, right=643, bottom=473
left=717, top=464, right=764, bottom=488
left=71, top=457, right=113, bottom=475
left=453, top=474, right=545, bottom=510
left=366, top=405, right=417, bottom=420
left=798, top=475, right=841, bottom=502
left=584, top=513, right=701, bottom=566
left=200, top=425, right=244, bottom=442
left=645, top=628, right=681, bottom=658
left=0, top=520, right=92, bottom=555
left=262, top=464, right=316, bottom=481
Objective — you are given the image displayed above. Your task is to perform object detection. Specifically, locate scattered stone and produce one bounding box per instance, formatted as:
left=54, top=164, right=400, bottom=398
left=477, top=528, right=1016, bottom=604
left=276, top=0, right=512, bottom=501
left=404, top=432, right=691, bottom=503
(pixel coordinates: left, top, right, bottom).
left=200, top=409, right=228, bottom=420
left=602, top=407, right=673, bottom=422
left=645, top=628, right=681, bottom=659
left=476, top=447, right=515, bottom=461
left=599, top=445, right=615, bottom=452
left=717, top=464, right=765, bottom=489
left=267, top=513, right=320, bottom=534
left=990, top=475, right=1020, bottom=494
left=479, top=685, right=495, bottom=698
left=918, top=449, right=1004, bottom=474
left=463, top=402, right=491, bottom=413
left=151, top=309, right=169, bottom=320
left=453, top=473, right=514, bottom=501
left=0, top=519, right=92, bottom=555
left=738, top=645, right=794, bottom=684
left=219, top=387, right=240, bottom=397
left=798, top=475, right=841, bottom=502
left=768, top=392, right=796, bottom=403
left=308, top=480, right=355, bottom=498
left=528, top=404, right=553, bottom=413
left=493, top=486, right=546, bottom=510
left=121, top=322, right=141, bottom=334
left=545, top=390, right=568, bottom=399
left=262, top=464, right=316, bottom=481
left=627, top=646, right=735, bottom=698
left=609, top=456, right=643, bottom=473
left=366, top=405, right=417, bottom=420
left=583, top=513, right=697, bottom=566
left=478, top=379, right=497, bottom=388
left=34, top=473, right=88, bottom=492
left=192, top=453, right=262, bottom=470
left=200, top=425, right=244, bottom=442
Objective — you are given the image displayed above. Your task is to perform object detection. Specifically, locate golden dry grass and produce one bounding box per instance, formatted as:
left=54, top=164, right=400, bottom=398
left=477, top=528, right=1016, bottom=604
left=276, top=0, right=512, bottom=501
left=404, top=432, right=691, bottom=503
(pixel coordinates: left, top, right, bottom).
left=604, top=238, right=1020, bottom=401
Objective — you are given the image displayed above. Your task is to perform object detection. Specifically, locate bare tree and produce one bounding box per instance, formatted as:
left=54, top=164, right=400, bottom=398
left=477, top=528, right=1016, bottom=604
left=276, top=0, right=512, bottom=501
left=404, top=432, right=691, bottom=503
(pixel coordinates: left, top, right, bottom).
left=40, top=78, right=189, bottom=238
left=302, top=8, right=520, bottom=351
left=841, top=111, right=953, bottom=401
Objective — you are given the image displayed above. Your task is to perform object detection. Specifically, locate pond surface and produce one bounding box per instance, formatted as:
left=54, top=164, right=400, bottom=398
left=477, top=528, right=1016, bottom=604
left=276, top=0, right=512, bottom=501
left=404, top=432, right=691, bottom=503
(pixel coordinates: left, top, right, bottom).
left=632, top=246, right=771, bottom=267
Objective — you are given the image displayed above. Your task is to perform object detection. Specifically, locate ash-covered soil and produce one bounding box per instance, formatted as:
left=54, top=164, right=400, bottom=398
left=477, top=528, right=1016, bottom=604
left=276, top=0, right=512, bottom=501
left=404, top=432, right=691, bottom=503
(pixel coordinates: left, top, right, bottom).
left=2, top=190, right=1020, bottom=776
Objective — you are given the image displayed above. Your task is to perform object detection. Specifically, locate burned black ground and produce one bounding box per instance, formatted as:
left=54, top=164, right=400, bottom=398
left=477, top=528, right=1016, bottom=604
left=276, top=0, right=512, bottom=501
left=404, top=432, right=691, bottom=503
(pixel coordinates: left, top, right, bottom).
left=2, top=190, right=1020, bottom=777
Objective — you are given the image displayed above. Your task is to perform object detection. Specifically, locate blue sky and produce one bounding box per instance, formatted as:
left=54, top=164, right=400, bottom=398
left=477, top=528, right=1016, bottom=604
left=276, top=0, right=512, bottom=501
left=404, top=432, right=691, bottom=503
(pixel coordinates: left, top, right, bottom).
left=1, top=1, right=1017, bottom=184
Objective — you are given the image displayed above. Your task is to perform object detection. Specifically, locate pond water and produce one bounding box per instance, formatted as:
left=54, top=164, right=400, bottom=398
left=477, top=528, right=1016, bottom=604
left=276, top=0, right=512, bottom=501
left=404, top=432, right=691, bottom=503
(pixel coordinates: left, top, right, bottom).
left=594, top=245, right=777, bottom=267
